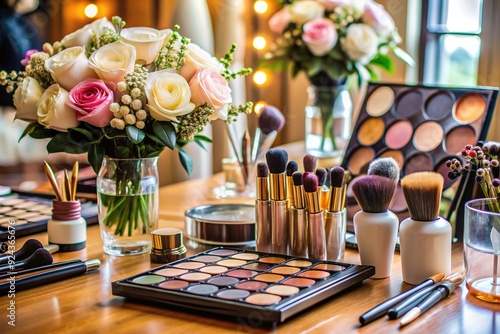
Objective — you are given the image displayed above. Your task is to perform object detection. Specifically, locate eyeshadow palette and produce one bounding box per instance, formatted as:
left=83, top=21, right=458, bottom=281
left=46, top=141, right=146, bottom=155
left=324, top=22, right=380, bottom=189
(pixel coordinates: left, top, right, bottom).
left=112, top=247, right=374, bottom=323
left=341, top=83, right=498, bottom=236
left=0, top=192, right=98, bottom=241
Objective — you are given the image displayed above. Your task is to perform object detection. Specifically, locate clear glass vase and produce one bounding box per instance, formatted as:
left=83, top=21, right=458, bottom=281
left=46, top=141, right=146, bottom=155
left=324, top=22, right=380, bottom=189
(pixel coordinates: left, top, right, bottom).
left=305, top=85, right=352, bottom=159
left=96, top=157, right=159, bottom=256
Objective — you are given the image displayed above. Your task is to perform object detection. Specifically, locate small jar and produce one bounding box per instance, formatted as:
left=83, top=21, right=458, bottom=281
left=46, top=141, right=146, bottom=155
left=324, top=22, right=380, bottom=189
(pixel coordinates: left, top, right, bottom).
left=150, top=228, right=187, bottom=263
left=47, top=200, right=87, bottom=252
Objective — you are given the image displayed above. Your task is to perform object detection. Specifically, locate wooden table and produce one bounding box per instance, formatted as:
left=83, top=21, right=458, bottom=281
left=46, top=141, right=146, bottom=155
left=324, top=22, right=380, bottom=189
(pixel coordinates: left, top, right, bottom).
left=1, top=175, right=499, bottom=333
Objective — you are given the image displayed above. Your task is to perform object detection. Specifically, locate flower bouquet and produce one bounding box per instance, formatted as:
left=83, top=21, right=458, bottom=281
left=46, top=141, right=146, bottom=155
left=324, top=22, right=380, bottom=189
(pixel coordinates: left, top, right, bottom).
left=0, top=16, right=253, bottom=255
left=262, top=0, right=413, bottom=156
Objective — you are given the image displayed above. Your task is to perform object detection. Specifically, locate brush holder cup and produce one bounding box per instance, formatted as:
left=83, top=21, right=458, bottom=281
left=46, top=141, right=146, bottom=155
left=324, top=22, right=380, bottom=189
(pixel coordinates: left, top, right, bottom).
left=464, top=198, right=500, bottom=303
left=212, top=158, right=256, bottom=199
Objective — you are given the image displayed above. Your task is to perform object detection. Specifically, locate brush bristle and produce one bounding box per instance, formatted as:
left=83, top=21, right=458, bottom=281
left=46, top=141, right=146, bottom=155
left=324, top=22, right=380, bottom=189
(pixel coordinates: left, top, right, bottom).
left=258, top=105, right=285, bottom=134
left=330, top=166, right=345, bottom=188
left=265, top=148, right=288, bottom=174
left=367, top=157, right=400, bottom=181
left=25, top=248, right=53, bottom=268
left=401, top=172, right=443, bottom=221
left=292, top=171, right=303, bottom=186
left=351, top=175, right=397, bottom=213
left=303, top=154, right=317, bottom=172
left=286, top=161, right=298, bottom=176
left=257, top=162, right=268, bottom=178
left=302, top=172, right=318, bottom=193
left=315, top=168, right=327, bottom=187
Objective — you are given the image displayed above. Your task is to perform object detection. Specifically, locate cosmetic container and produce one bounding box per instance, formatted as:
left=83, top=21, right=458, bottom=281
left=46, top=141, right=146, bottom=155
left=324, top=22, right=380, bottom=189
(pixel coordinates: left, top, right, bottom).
left=255, top=175, right=271, bottom=252
left=289, top=208, right=307, bottom=257
left=270, top=173, right=289, bottom=255
left=324, top=208, right=347, bottom=261
left=47, top=200, right=86, bottom=252
left=150, top=228, right=187, bottom=264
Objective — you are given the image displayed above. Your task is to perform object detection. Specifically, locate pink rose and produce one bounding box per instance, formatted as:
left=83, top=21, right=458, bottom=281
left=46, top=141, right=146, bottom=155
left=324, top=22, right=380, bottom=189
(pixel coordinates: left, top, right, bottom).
left=269, top=8, right=291, bottom=34
left=363, top=0, right=396, bottom=37
left=66, top=79, right=114, bottom=127
left=189, top=69, right=232, bottom=120
left=21, top=49, right=38, bottom=66
left=302, top=18, right=338, bottom=56
left=318, top=0, right=351, bottom=11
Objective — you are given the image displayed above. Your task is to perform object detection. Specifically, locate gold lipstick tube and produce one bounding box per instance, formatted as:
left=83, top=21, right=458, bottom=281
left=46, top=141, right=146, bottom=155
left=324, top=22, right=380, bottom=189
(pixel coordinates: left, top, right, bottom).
left=324, top=208, right=347, bottom=261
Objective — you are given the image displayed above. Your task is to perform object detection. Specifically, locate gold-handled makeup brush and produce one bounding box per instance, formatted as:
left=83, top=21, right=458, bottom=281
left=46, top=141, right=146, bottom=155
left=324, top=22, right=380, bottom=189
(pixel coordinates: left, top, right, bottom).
left=241, top=130, right=251, bottom=185
left=315, top=167, right=328, bottom=210
left=71, top=161, right=79, bottom=201
left=43, top=161, right=63, bottom=201
left=303, top=154, right=317, bottom=173
left=64, top=170, right=72, bottom=202
left=286, top=161, right=298, bottom=208
left=327, top=166, right=345, bottom=213
left=255, top=162, right=271, bottom=252
left=289, top=171, right=307, bottom=257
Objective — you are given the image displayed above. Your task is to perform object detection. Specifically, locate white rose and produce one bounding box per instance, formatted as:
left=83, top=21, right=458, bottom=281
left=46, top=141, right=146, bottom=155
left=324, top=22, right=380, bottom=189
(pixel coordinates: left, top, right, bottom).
left=88, top=41, right=136, bottom=84
left=289, top=1, right=325, bottom=26
left=341, top=24, right=378, bottom=64
left=178, top=43, right=223, bottom=82
left=44, top=46, right=98, bottom=91
left=145, top=70, right=195, bottom=122
left=61, top=17, right=115, bottom=48
left=37, top=84, right=79, bottom=132
left=13, top=77, right=44, bottom=122
left=121, top=27, right=166, bottom=65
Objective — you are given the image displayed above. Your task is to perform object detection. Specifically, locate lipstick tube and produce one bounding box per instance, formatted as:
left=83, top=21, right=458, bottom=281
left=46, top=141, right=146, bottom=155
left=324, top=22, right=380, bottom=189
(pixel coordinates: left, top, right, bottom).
left=255, top=174, right=271, bottom=252
left=305, top=191, right=326, bottom=260
left=324, top=208, right=347, bottom=261
left=270, top=173, right=289, bottom=255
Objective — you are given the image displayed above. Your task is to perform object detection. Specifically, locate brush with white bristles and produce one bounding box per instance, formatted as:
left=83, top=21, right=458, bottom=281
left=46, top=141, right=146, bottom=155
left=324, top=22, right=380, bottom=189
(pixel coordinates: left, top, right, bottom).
left=368, top=157, right=400, bottom=182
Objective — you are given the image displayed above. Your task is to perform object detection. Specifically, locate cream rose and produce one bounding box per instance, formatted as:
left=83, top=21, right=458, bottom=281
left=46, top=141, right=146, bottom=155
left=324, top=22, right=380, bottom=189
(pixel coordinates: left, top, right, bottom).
left=88, top=41, right=136, bottom=84
left=37, top=84, right=79, bottom=132
left=44, top=46, right=98, bottom=91
left=13, top=77, right=44, bottom=122
left=189, top=69, right=232, bottom=120
left=61, top=18, right=114, bottom=48
left=341, top=23, right=378, bottom=64
left=269, top=8, right=291, bottom=34
left=302, top=18, right=338, bottom=56
left=178, top=43, right=223, bottom=82
left=121, top=27, right=166, bottom=65
left=318, top=0, right=351, bottom=11
left=145, top=70, right=195, bottom=122
left=363, top=0, right=396, bottom=37
left=289, top=1, right=325, bottom=26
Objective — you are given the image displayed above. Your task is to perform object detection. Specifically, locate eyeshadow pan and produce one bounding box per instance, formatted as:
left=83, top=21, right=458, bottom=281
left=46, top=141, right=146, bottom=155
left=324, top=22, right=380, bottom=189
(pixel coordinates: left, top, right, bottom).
left=425, top=91, right=454, bottom=120
left=231, top=253, right=259, bottom=260
left=255, top=274, right=284, bottom=283
left=366, top=86, right=394, bottom=117
left=286, top=260, right=312, bottom=267
left=404, top=153, right=433, bottom=175
left=192, top=255, right=222, bottom=263
left=271, top=266, right=300, bottom=275
left=357, top=117, right=385, bottom=146
left=445, top=126, right=476, bottom=154
left=384, top=120, right=413, bottom=149
left=259, top=257, right=285, bottom=264
left=226, top=269, right=257, bottom=278
left=179, top=272, right=211, bottom=282
left=1, top=199, right=25, bottom=206
left=207, top=249, right=238, bottom=256
left=14, top=201, right=39, bottom=209
left=235, top=280, right=268, bottom=291
left=199, top=265, right=228, bottom=274
left=173, top=262, right=205, bottom=269
left=265, top=285, right=300, bottom=297
left=453, top=93, right=486, bottom=123
left=313, top=264, right=345, bottom=271
left=0, top=207, right=12, bottom=214
left=216, top=259, right=246, bottom=267
left=413, top=121, right=443, bottom=152
left=245, top=293, right=282, bottom=306
left=298, top=270, right=331, bottom=279
left=155, top=268, right=188, bottom=277
left=158, top=280, right=189, bottom=290
left=378, top=150, right=405, bottom=168
left=347, top=147, right=375, bottom=175
left=207, top=276, right=240, bottom=287
left=216, top=289, right=250, bottom=300
left=395, top=90, right=423, bottom=118
left=28, top=204, right=50, bottom=211
left=186, top=284, right=219, bottom=295
left=283, top=278, right=316, bottom=288
left=242, top=263, right=271, bottom=271
left=132, top=275, right=166, bottom=285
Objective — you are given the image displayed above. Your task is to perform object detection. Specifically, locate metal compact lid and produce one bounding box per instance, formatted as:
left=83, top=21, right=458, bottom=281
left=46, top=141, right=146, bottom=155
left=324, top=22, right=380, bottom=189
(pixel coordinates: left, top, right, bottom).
left=151, top=227, right=185, bottom=250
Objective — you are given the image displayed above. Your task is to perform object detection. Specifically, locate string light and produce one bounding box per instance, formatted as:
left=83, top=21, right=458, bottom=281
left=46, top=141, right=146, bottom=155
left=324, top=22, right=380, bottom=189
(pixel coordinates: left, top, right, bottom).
left=253, top=36, right=267, bottom=50
left=254, top=1, right=269, bottom=14
left=254, top=101, right=266, bottom=114
left=84, top=4, right=98, bottom=18
left=253, top=71, right=268, bottom=86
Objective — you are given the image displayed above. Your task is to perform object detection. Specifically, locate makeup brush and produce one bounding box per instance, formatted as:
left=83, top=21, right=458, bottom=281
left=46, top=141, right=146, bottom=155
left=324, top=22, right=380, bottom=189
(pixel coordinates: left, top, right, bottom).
left=0, top=242, right=7, bottom=254
left=286, top=161, right=298, bottom=207
left=0, top=259, right=82, bottom=280
left=325, top=166, right=347, bottom=261
left=0, top=239, right=43, bottom=264
left=303, top=172, right=327, bottom=260
left=289, top=171, right=307, bottom=257
left=316, top=167, right=328, bottom=210
left=292, top=171, right=305, bottom=209
left=265, top=148, right=289, bottom=254
left=367, top=157, right=400, bottom=181
left=255, top=162, right=271, bottom=252
left=241, top=130, right=251, bottom=184
left=71, top=161, right=79, bottom=201
left=399, top=172, right=451, bottom=285
left=303, top=154, right=317, bottom=173
left=0, top=248, right=52, bottom=273
left=352, top=175, right=399, bottom=278
left=0, top=259, right=100, bottom=295
left=327, top=167, right=345, bottom=213
left=44, top=161, right=63, bottom=201
left=251, top=105, right=286, bottom=163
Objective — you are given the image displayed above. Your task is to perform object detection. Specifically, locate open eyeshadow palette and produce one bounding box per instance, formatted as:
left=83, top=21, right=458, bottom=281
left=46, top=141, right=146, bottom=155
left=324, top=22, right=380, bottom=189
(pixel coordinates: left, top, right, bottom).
left=112, top=247, right=374, bottom=323
left=341, top=83, right=498, bottom=238
left=0, top=191, right=98, bottom=241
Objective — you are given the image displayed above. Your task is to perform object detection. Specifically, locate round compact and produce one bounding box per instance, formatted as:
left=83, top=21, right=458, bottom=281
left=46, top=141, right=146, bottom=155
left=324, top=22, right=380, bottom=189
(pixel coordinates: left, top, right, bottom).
left=184, top=204, right=255, bottom=246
